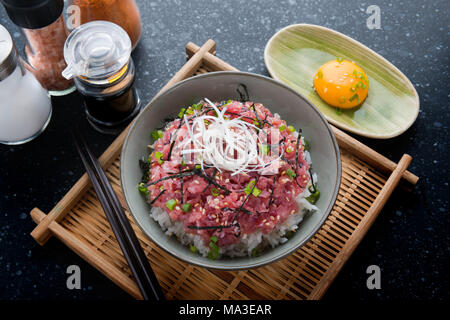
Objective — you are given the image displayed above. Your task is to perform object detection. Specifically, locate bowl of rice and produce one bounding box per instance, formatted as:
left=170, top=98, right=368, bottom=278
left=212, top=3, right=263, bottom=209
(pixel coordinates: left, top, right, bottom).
left=121, top=71, right=341, bottom=270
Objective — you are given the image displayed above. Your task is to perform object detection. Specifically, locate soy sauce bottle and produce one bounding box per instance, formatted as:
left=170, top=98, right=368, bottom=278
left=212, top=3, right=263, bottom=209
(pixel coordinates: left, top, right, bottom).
left=62, top=21, right=141, bottom=133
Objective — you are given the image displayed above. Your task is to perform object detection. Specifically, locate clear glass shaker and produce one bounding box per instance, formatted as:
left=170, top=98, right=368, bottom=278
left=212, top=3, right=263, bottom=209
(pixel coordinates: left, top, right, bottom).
left=62, top=21, right=141, bottom=133
left=0, top=25, right=52, bottom=145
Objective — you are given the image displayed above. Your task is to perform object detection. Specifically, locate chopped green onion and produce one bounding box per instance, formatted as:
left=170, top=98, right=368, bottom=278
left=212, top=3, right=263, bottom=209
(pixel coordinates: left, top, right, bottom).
left=192, top=103, right=203, bottom=110
left=138, top=183, right=149, bottom=196
left=208, top=250, right=219, bottom=260
left=288, top=125, right=296, bottom=133
left=211, top=188, right=220, bottom=197
left=286, top=169, right=296, bottom=179
left=190, top=245, right=198, bottom=253
left=349, top=93, right=359, bottom=102
left=336, top=108, right=343, bottom=115
left=317, top=70, right=323, bottom=79
left=279, top=124, right=286, bottom=132
left=182, top=203, right=192, bottom=213
left=244, top=180, right=261, bottom=197
left=252, top=188, right=262, bottom=197
left=284, top=230, right=294, bottom=239
left=306, top=184, right=320, bottom=204
left=350, top=86, right=357, bottom=92
left=195, top=164, right=201, bottom=170
left=208, top=240, right=219, bottom=260
left=186, top=107, right=194, bottom=115
left=154, top=151, right=164, bottom=164
left=260, top=144, right=270, bottom=155
left=353, top=70, right=363, bottom=79
left=336, top=57, right=343, bottom=63
left=286, top=146, right=293, bottom=153
left=244, top=180, right=254, bottom=195
left=151, top=130, right=163, bottom=141
left=339, top=96, right=346, bottom=104
left=166, top=199, right=177, bottom=210
left=210, top=235, right=218, bottom=243
left=178, top=108, right=186, bottom=118
left=204, top=119, right=210, bottom=126
left=251, top=247, right=261, bottom=258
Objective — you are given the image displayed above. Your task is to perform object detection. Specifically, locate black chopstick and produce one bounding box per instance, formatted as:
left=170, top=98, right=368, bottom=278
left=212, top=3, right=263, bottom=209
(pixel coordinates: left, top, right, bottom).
left=72, top=129, right=165, bottom=301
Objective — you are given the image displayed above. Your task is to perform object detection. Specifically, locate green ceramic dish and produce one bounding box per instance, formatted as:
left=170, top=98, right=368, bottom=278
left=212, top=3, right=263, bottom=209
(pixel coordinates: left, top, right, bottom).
left=264, top=24, right=420, bottom=139
left=120, top=71, right=341, bottom=270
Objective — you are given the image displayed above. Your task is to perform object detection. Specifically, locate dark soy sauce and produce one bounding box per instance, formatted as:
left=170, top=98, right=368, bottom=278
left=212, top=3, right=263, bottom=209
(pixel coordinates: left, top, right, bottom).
left=83, top=81, right=139, bottom=125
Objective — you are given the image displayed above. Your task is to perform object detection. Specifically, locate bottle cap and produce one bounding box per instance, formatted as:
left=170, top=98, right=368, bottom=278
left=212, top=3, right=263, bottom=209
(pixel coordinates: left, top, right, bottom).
left=0, top=24, right=18, bottom=81
left=62, top=21, right=132, bottom=81
left=0, top=0, right=64, bottom=29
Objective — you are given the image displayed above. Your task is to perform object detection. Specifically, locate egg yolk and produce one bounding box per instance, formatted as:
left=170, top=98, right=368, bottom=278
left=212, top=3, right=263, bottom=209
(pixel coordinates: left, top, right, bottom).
left=313, top=59, right=369, bottom=109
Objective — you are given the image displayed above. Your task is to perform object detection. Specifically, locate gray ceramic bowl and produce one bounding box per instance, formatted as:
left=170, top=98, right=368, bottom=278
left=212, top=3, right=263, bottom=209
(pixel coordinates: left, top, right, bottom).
left=121, top=71, right=341, bottom=270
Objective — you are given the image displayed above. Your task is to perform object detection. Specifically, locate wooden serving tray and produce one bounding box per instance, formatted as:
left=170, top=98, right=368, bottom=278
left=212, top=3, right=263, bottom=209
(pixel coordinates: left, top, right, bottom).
left=30, top=40, right=418, bottom=300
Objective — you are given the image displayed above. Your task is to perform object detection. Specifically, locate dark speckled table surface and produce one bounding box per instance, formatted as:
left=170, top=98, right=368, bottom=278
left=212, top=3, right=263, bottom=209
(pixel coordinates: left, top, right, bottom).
left=0, top=0, right=448, bottom=300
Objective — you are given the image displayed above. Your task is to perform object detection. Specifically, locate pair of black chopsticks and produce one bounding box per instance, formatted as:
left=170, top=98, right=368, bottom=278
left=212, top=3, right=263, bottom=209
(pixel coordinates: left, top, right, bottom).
left=72, top=129, right=164, bottom=301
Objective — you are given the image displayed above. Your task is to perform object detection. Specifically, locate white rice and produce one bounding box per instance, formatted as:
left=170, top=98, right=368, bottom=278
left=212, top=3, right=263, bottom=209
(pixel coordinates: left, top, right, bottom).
left=149, top=149, right=319, bottom=258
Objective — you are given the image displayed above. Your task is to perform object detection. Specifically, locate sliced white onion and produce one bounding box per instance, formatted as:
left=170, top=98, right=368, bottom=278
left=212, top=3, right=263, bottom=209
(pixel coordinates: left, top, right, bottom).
left=177, top=98, right=283, bottom=175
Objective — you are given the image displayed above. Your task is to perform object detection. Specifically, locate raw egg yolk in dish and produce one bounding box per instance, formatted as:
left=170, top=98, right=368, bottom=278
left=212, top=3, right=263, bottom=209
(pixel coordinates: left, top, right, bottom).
left=313, top=59, right=369, bottom=109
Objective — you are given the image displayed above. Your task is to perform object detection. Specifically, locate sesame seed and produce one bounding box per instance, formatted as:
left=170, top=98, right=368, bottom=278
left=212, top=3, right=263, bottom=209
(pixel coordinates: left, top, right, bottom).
left=194, top=180, right=199, bottom=184
left=225, top=179, right=230, bottom=183
left=216, top=218, right=219, bottom=223
left=175, top=206, right=180, bottom=211
left=285, top=197, right=289, bottom=201
left=265, top=222, right=271, bottom=226
left=290, top=210, right=295, bottom=215
left=262, top=219, right=267, bottom=223
left=270, top=216, right=275, bottom=221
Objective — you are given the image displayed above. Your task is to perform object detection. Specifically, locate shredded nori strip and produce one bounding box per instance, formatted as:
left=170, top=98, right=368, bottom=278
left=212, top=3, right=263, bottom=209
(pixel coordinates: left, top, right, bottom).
left=308, top=167, right=317, bottom=193
left=233, top=222, right=241, bottom=237
left=233, top=174, right=261, bottom=222
left=187, top=224, right=233, bottom=231
left=262, top=114, right=273, bottom=127
left=295, top=128, right=303, bottom=172
left=150, top=189, right=166, bottom=205
left=236, top=83, right=249, bottom=102
left=202, top=168, right=218, bottom=193
left=139, top=159, right=150, bottom=183
left=223, top=207, right=252, bottom=215
left=250, top=103, right=263, bottom=129
left=144, top=170, right=197, bottom=187
left=199, top=170, right=231, bottom=194
left=179, top=167, right=184, bottom=204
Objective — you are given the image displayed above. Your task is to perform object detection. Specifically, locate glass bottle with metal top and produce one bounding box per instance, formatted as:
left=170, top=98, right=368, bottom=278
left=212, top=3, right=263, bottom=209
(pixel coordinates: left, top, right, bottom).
left=62, top=21, right=141, bottom=133
left=0, top=24, right=52, bottom=145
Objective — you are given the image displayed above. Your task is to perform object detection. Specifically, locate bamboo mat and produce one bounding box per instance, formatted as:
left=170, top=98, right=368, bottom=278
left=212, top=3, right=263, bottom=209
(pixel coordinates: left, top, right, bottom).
left=30, top=40, right=418, bottom=300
